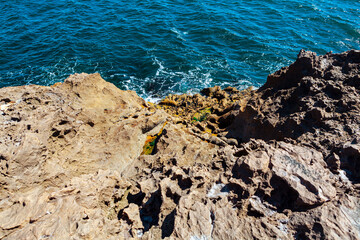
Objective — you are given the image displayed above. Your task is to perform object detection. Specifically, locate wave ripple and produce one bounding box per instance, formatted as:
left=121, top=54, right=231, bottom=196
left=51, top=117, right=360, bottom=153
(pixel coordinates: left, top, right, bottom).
left=0, top=0, right=359, bottom=99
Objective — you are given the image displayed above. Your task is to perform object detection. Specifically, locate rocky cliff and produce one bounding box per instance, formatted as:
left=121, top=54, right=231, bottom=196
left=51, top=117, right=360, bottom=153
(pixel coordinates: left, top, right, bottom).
left=0, top=50, right=360, bottom=239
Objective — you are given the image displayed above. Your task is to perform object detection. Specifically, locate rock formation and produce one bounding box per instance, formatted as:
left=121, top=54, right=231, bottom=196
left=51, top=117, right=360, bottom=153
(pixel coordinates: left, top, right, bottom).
left=0, top=50, right=359, bottom=239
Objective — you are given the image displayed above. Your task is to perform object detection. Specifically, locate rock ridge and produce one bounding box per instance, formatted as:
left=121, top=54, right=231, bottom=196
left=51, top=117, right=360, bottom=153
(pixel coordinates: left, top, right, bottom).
left=0, top=50, right=359, bottom=239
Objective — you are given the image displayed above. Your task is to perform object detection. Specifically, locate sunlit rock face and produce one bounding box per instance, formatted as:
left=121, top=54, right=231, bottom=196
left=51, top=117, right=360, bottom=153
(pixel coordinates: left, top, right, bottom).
left=1, top=50, right=360, bottom=239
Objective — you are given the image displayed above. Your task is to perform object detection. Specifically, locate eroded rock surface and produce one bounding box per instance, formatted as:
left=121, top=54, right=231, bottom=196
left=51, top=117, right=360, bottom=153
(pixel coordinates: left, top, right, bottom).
left=1, top=50, right=360, bottom=239
left=228, top=50, right=360, bottom=182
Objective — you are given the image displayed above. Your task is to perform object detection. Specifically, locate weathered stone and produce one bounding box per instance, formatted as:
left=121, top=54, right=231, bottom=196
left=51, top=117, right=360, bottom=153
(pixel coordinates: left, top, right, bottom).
left=1, top=50, right=360, bottom=239
left=122, top=204, right=143, bottom=229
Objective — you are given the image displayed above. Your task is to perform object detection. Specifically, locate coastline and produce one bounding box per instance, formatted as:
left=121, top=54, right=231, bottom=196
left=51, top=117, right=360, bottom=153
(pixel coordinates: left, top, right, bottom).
left=0, top=50, right=360, bottom=239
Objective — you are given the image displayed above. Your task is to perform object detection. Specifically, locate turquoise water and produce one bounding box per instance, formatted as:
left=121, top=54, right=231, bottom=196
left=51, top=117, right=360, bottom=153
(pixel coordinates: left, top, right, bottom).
left=0, top=0, right=359, bottom=99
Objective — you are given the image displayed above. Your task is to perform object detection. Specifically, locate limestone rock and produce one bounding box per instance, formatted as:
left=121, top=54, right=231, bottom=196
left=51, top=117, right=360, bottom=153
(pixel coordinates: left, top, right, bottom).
left=228, top=49, right=360, bottom=181
left=1, top=50, right=360, bottom=239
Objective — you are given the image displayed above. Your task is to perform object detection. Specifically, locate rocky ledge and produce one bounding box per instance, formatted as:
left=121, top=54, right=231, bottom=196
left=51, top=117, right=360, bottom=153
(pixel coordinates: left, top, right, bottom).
left=0, top=50, right=360, bottom=239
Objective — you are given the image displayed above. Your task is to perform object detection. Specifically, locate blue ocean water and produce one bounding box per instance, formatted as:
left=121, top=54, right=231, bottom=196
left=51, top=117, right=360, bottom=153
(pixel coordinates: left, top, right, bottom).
left=0, top=0, right=359, bottom=100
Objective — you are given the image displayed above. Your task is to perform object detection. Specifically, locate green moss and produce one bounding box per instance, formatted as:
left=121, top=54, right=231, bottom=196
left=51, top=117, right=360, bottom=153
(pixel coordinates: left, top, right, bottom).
left=141, top=122, right=167, bottom=155
left=192, top=107, right=211, bottom=122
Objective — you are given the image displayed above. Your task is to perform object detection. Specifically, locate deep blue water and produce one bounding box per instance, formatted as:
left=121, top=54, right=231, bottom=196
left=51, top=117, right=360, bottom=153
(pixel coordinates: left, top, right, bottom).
left=0, top=0, right=359, bottom=100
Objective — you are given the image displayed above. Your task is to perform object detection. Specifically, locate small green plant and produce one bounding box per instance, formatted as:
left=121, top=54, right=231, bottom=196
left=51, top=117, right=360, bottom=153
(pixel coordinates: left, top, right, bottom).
left=141, top=122, right=167, bottom=155
left=192, top=107, right=211, bottom=122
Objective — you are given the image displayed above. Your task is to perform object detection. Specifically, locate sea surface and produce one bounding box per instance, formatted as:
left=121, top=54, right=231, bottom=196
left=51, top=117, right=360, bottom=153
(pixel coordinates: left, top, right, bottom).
left=0, top=0, right=359, bottom=100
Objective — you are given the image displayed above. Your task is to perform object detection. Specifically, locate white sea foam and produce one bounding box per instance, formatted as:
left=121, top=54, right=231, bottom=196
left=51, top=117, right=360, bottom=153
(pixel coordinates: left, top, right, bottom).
left=143, top=96, right=162, bottom=103
left=171, top=27, right=187, bottom=41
